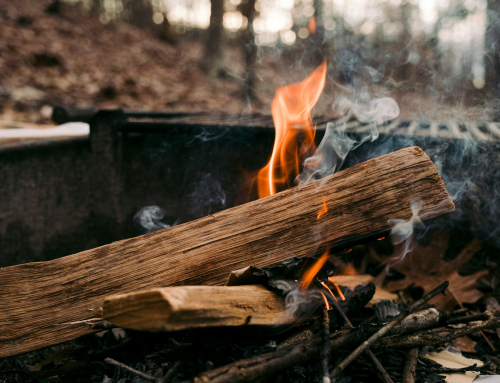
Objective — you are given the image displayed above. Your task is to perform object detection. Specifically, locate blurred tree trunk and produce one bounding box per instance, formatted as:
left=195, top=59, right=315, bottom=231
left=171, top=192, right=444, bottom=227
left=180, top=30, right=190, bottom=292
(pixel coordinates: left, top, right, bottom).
left=159, top=13, right=176, bottom=45
left=200, top=0, right=225, bottom=75
left=240, top=0, right=259, bottom=102
left=397, top=1, right=414, bottom=82
left=126, top=0, right=155, bottom=30
left=486, top=0, right=500, bottom=119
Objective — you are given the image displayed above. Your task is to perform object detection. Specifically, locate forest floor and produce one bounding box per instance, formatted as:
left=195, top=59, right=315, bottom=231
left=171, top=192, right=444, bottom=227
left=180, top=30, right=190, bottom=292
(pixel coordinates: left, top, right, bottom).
left=0, top=0, right=493, bottom=125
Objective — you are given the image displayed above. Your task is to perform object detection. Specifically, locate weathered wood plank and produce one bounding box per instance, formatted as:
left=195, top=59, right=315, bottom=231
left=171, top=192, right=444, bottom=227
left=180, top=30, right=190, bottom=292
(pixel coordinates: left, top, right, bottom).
left=0, top=146, right=454, bottom=357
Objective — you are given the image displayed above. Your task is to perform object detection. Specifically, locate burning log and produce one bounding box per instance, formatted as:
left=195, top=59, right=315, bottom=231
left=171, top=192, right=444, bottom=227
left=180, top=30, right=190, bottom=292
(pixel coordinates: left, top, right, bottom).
left=0, top=146, right=454, bottom=357
left=102, top=285, right=293, bottom=331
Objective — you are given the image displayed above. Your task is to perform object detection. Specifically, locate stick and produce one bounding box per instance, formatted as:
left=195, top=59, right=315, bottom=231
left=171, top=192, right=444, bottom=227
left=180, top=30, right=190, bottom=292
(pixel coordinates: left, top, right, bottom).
left=322, top=307, right=331, bottom=383
left=374, top=317, right=500, bottom=349
left=448, top=289, right=496, bottom=351
left=0, top=146, right=455, bottom=357
left=160, top=361, right=184, bottom=383
left=329, top=281, right=449, bottom=379
left=329, top=296, right=394, bottom=383
left=105, top=357, right=155, bottom=382
left=190, top=308, right=446, bottom=383
left=402, top=348, right=419, bottom=383
left=103, top=285, right=293, bottom=331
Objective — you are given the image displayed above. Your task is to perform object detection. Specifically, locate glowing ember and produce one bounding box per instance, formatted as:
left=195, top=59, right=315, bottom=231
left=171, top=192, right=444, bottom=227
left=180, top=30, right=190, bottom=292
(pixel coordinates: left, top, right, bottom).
left=257, top=60, right=327, bottom=198
left=378, top=237, right=385, bottom=241
left=317, top=198, right=328, bottom=220
left=300, top=250, right=329, bottom=290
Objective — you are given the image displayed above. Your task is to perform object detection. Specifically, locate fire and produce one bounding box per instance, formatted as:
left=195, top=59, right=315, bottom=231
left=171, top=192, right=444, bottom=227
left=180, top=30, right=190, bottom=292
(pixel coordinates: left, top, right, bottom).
left=317, top=198, right=328, bottom=220
left=257, top=60, right=327, bottom=198
left=300, top=250, right=329, bottom=290
left=328, top=279, right=346, bottom=301
left=341, top=264, right=357, bottom=275
left=320, top=292, right=330, bottom=310
left=308, top=17, right=316, bottom=35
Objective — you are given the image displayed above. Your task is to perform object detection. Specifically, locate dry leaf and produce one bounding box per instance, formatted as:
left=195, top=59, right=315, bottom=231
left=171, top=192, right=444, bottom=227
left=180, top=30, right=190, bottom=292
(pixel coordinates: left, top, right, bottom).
left=378, top=231, right=487, bottom=310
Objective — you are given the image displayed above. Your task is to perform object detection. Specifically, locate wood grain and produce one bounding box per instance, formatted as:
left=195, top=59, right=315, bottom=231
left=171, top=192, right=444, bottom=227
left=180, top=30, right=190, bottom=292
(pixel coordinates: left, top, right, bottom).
left=0, top=146, right=454, bottom=357
left=103, top=285, right=293, bottom=331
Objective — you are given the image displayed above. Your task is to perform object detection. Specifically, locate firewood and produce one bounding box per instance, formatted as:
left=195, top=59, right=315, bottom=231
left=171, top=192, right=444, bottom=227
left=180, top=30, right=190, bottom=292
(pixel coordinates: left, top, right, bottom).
left=103, top=285, right=292, bottom=331
left=103, top=280, right=393, bottom=332
left=0, top=146, right=454, bottom=357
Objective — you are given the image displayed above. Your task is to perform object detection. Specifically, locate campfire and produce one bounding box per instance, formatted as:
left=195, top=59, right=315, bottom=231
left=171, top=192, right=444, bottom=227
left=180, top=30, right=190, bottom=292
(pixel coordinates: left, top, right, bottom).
left=2, top=60, right=500, bottom=383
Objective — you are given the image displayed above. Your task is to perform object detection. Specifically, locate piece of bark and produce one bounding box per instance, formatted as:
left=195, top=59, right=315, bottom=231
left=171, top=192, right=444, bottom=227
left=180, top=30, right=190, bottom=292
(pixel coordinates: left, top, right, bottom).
left=0, top=146, right=454, bottom=357
left=103, top=285, right=292, bottom=331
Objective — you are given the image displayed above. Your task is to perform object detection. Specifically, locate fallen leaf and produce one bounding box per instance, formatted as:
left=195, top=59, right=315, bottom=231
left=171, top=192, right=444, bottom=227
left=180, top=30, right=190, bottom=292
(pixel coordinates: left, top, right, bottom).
left=377, top=231, right=487, bottom=310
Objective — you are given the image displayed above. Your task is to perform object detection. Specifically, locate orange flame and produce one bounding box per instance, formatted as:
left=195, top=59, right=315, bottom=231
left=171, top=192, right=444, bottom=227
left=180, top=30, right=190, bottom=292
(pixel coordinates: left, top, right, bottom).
left=257, top=60, right=327, bottom=198
left=378, top=237, right=385, bottom=241
left=320, top=292, right=331, bottom=310
left=340, top=264, right=357, bottom=275
left=308, top=16, right=316, bottom=35
left=320, top=280, right=337, bottom=303
left=327, top=278, right=346, bottom=301
left=300, top=250, right=329, bottom=290
left=317, top=198, right=328, bottom=220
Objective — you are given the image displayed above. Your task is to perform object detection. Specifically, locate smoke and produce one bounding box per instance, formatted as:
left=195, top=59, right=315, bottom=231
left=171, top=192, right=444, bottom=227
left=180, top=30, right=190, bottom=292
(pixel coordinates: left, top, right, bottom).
left=298, top=96, right=400, bottom=185
left=188, top=173, right=226, bottom=217
left=387, top=199, right=426, bottom=264
left=134, top=206, right=173, bottom=234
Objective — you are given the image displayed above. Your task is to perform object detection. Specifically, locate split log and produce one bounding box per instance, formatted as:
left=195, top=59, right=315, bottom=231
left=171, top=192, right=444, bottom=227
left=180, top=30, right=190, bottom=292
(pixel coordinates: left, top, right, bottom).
left=103, top=278, right=393, bottom=332
left=0, top=146, right=454, bottom=357
left=103, top=285, right=293, bottom=331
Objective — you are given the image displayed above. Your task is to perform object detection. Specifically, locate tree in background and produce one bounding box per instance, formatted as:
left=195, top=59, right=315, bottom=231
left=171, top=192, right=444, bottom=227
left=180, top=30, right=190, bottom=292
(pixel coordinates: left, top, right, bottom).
left=200, top=0, right=225, bottom=75
left=240, top=0, right=258, bottom=103
left=486, top=0, right=500, bottom=93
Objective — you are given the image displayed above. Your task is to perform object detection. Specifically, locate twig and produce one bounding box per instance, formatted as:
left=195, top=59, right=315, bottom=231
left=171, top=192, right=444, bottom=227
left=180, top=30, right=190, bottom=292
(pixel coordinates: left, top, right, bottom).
left=105, top=357, right=156, bottom=382
left=329, top=280, right=449, bottom=380
left=160, top=361, right=184, bottom=383
left=402, top=347, right=419, bottom=383
left=329, top=296, right=394, bottom=383
left=374, top=317, right=500, bottom=349
left=447, top=289, right=496, bottom=351
left=322, top=307, right=331, bottom=383
left=190, top=306, right=450, bottom=383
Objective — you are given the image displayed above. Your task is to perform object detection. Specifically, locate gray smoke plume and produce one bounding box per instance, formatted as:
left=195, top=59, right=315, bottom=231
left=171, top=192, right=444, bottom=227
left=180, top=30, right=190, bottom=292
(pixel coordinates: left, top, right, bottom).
left=134, top=206, right=172, bottom=234
left=388, top=199, right=426, bottom=264
left=298, top=96, right=400, bottom=185
left=189, top=173, right=226, bottom=217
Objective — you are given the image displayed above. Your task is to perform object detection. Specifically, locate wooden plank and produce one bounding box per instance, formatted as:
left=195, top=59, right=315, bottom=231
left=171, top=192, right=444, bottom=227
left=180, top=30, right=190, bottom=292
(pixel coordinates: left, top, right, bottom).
left=103, top=285, right=293, bottom=331
left=103, top=277, right=398, bottom=332
left=0, top=146, right=454, bottom=357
